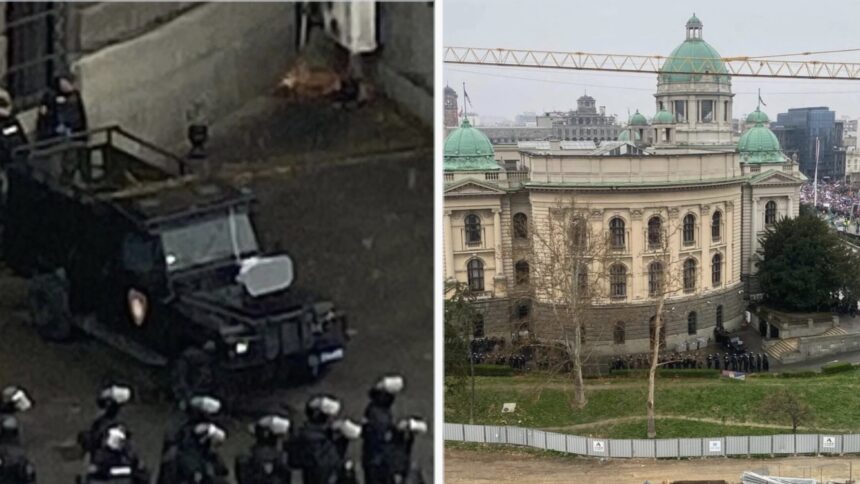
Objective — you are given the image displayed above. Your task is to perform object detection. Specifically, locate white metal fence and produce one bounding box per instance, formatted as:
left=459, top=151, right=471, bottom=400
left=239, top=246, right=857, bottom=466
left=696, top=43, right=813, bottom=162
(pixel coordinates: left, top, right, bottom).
left=445, top=423, right=859, bottom=459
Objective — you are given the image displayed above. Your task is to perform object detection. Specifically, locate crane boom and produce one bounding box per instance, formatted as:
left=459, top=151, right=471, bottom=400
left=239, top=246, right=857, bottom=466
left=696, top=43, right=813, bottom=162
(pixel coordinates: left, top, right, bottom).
left=444, top=47, right=860, bottom=80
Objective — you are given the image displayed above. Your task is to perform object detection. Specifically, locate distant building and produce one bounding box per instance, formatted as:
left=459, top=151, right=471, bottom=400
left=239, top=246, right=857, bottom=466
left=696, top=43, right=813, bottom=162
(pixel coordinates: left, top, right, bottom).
left=444, top=86, right=459, bottom=127
left=514, top=112, right=537, bottom=126
left=536, top=94, right=620, bottom=141
left=772, top=107, right=847, bottom=180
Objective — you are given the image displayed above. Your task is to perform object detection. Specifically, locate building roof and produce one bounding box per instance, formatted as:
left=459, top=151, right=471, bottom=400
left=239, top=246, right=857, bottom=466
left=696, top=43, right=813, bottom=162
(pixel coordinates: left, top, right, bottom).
left=653, top=110, right=675, bottom=124
left=443, top=118, right=500, bottom=172
left=629, top=110, right=648, bottom=126
left=660, top=16, right=729, bottom=85
left=560, top=140, right=597, bottom=150
left=517, top=140, right=552, bottom=150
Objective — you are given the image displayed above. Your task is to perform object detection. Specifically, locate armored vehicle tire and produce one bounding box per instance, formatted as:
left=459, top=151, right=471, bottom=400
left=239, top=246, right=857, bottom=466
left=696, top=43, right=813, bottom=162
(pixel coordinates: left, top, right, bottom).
left=29, top=271, right=73, bottom=342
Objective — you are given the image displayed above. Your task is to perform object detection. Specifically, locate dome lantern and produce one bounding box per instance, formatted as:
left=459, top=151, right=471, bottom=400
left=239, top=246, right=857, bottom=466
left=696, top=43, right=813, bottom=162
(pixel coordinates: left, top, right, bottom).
left=686, top=13, right=703, bottom=40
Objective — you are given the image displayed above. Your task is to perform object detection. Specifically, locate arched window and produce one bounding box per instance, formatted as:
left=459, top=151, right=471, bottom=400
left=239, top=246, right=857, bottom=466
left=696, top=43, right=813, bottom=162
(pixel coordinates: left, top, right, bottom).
left=613, top=321, right=626, bottom=344
left=765, top=201, right=777, bottom=225
left=649, top=316, right=666, bottom=349
left=473, top=314, right=485, bottom=338
left=716, top=305, right=724, bottom=328
left=683, top=258, right=697, bottom=292
left=687, top=311, right=697, bottom=335
left=711, top=211, right=722, bottom=241
left=609, top=217, right=626, bottom=249
left=647, top=216, right=662, bottom=249
left=467, top=258, right=485, bottom=291
left=683, top=214, right=696, bottom=245
left=513, top=213, right=528, bottom=239
left=575, top=263, right=589, bottom=293
left=610, top=263, right=627, bottom=299
left=712, top=253, right=722, bottom=287
left=515, top=260, right=530, bottom=286
left=648, top=261, right=664, bottom=296
left=516, top=299, right=531, bottom=320
left=465, top=214, right=482, bottom=245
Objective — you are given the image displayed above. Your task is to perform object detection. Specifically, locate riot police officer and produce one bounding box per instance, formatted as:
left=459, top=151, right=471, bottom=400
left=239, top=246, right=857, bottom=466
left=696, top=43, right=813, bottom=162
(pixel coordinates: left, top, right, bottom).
left=80, top=424, right=149, bottom=484
left=235, top=415, right=292, bottom=484
left=362, top=374, right=405, bottom=484
left=174, top=423, right=229, bottom=484
left=0, top=89, right=27, bottom=168
left=0, top=416, right=35, bottom=484
left=290, top=394, right=361, bottom=484
left=390, top=416, right=429, bottom=484
left=78, top=384, right=132, bottom=455
left=171, top=342, right=220, bottom=402
left=0, top=387, right=32, bottom=417
left=157, top=395, right=222, bottom=484
left=35, top=73, right=88, bottom=142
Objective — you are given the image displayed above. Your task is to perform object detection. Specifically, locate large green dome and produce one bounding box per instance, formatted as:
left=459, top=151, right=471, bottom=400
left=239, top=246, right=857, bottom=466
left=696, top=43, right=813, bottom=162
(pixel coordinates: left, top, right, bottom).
left=746, top=107, right=769, bottom=124
left=629, top=110, right=648, bottom=126
left=653, top=110, right=674, bottom=124
left=444, top=118, right=500, bottom=172
left=660, top=16, right=729, bottom=85
left=738, top=122, right=785, bottom=164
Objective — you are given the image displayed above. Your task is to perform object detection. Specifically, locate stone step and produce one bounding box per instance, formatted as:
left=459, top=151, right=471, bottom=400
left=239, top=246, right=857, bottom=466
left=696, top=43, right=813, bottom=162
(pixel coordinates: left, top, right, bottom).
left=766, top=337, right=800, bottom=360
left=821, top=326, right=848, bottom=336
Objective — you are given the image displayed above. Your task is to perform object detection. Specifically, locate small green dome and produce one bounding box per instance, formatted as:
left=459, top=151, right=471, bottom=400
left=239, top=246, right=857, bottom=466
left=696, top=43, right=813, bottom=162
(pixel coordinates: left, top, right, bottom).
left=686, top=13, right=702, bottom=28
left=746, top=108, right=769, bottom=124
left=629, top=110, right=648, bottom=126
left=738, top=124, right=786, bottom=164
left=618, top=128, right=641, bottom=142
left=653, top=110, right=674, bottom=124
left=444, top=118, right=500, bottom=172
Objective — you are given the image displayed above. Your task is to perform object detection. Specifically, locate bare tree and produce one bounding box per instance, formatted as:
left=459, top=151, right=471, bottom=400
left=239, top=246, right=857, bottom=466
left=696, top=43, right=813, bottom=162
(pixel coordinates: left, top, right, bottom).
left=760, top=387, right=814, bottom=434
left=644, top=213, right=686, bottom=438
left=444, top=280, right=479, bottom=423
left=515, top=197, right=614, bottom=408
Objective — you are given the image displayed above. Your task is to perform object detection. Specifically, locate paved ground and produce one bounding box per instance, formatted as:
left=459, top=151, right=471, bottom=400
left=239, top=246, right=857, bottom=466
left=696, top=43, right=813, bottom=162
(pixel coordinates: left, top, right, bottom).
left=446, top=446, right=860, bottom=483
left=0, top=94, right=433, bottom=482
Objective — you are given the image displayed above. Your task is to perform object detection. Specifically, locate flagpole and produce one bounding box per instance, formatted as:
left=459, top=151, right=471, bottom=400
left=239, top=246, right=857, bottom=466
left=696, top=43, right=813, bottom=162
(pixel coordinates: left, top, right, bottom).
left=814, top=136, right=820, bottom=208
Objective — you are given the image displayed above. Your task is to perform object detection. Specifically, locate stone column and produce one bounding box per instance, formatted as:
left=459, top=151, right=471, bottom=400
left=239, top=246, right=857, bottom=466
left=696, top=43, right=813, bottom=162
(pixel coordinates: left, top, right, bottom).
left=701, top=205, right=711, bottom=291
left=444, top=210, right=454, bottom=281
left=492, top=208, right=503, bottom=277
left=751, top=196, right=760, bottom=267
left=786, top=195, right=794, bottom=218
left=726, top=201, right=735, bottom=283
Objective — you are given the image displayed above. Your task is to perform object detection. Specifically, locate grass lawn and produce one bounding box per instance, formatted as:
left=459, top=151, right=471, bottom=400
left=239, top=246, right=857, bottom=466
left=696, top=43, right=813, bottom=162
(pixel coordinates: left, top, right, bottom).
left=445, top=369, right=860, bottom=438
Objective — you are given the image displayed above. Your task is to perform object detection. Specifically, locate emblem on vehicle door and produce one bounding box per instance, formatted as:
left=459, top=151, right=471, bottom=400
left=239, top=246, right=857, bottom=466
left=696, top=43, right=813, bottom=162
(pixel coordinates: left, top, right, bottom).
left=127, top=289, right=148, bottom=326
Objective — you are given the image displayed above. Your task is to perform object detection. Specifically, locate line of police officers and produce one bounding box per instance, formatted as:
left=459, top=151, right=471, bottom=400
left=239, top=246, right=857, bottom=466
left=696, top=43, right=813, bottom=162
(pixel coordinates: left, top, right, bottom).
left=0, top=374, right=427, bottom=484
left=610, top=351, right=770, bottom=373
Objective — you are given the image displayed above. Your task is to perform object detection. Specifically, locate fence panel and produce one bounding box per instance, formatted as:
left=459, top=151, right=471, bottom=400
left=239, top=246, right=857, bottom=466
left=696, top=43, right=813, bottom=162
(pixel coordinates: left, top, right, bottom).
left=773, top=434, right=795, bottom=455
left=444, top=423, right=463, bottom=441
left=795, top=434, right=818, bottom=454
left=484, top=425, right=506, bottom=444
left=844, top=434, right=860, bottom=453
left=546, top=432, right=567, bottom=453
left=656, top=439, right=677, bottom=458
left=587, top=438, right=609, bottom=457
left=632, top=439, right=656, bottom=458
left=567, top=435, right=587, bottom=455
left=820, top=435, right=841, bottom=454
left=679, top=438, right=702, bottom=457
left=610, top=439, right=633, bottom=458
left=506, top=426, right=527, bottom=446
left=529, top=430, right=547, bottom=450
left=749, top=435, right=772, bottom=455
left=464, top=424, right=486, bottom=443
left=726, top=436, right=748, bottom=456
left=704, top=437, right=725, bottom=456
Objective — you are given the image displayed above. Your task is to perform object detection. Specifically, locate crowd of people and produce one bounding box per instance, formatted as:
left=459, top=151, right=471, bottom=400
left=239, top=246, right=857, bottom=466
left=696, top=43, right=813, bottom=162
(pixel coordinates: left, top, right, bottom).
left=0, top=376, right=427, bottom=484
left=800, top=181, right=860, bottom=235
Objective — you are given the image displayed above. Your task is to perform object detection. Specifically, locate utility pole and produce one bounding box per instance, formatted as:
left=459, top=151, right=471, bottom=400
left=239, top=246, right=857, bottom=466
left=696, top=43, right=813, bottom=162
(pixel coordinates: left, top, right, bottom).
left=814, top=136, right=821, bottom=207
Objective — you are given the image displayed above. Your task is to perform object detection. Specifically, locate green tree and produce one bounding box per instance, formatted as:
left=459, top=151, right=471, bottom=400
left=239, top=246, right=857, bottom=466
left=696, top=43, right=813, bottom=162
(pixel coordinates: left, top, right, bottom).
left=757, top=213, right=860, bottom=312
left=444, top=280, right=478, bottom=423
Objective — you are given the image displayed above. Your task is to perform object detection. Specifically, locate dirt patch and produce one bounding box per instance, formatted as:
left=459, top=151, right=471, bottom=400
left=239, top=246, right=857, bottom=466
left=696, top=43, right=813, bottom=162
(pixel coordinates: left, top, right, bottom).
left=445, top=446, right=860, bottom=483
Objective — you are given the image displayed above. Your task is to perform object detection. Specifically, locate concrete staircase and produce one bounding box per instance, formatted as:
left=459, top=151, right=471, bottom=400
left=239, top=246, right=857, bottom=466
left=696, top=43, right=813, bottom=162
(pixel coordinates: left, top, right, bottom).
left=766, top=338, right=800, bottom=360
left=821, top=326, right=848, bottom=336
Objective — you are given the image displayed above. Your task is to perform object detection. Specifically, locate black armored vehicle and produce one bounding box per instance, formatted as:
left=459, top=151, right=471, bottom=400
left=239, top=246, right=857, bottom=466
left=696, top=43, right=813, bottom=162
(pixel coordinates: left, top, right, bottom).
left=3, top=127, right=347, bottom=392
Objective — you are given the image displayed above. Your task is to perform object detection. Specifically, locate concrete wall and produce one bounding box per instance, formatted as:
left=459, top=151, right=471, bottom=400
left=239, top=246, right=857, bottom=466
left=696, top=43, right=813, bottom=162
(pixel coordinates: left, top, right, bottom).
left=795, top=333, right=860, bottom=362
left=70, top=2, right=198, bottom=54
left=375, top=2, right=433, bottom=125
left=73, top=3, right=296, bottom=150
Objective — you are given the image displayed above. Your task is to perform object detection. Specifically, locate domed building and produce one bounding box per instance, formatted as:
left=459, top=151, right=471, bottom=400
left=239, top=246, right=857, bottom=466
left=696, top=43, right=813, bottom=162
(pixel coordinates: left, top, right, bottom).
left=443, top=15, right=805, bottom=358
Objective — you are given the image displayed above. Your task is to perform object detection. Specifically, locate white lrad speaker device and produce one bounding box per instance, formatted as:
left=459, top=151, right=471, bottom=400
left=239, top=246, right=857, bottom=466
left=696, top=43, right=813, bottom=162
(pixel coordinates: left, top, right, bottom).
left=321, top=2, right=378, bottom=54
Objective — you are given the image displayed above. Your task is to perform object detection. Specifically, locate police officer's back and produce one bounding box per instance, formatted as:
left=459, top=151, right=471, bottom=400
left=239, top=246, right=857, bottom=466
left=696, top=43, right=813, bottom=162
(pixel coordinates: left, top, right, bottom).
left=157, top=395, right=222, bottom=484
left=235, top=416, right=292, bottom=484
left=0, top=90, right=27, bottom=169
left=35, top=74, right=87, bottom=142
left=78, top=385, right=132, bottom=456
left=0, top=416, right=35, bottom=484
left=390, top=417, right=428, bottom=484
left=79, top=425, right=149, bottom=484
left=290, top=394, right=360, bottom=484
left=174, top=423, right=229, bottom=484
left=362, top=375, right=405, bottom=484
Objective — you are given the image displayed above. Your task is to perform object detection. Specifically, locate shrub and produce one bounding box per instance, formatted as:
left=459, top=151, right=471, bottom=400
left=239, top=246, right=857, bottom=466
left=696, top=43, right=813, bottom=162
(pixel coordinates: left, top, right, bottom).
left=779, top=371, right=819, bottom=378
left=821, top=361, right=854, bottom=374
left=608, top=369, right=719, bottom=379
left=473, top=364, right=514, bottom=377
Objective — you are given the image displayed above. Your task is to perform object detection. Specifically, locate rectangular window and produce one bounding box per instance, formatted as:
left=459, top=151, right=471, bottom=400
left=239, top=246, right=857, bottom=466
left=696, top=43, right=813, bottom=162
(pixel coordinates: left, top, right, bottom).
left=659, top=101, right=664, bottom=111
left=700, top=100, right=714, bottom=123
left=673, top=100, right=686, bottom=123
left=723, top=101, right=729, bottom=122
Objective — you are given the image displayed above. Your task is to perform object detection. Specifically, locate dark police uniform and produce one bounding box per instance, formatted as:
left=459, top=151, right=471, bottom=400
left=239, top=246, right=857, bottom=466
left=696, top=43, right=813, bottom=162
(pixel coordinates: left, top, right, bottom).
left=0, top=417, right=35, bottom=484
left=290, top=421, right=343, bottom=484
left=83, top=444, right=149, bottom=484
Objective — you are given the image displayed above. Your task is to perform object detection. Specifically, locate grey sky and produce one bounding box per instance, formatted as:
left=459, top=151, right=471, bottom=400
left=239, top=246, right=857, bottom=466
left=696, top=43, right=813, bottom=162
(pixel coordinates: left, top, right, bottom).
left=443, top=0, right=860, bottom=123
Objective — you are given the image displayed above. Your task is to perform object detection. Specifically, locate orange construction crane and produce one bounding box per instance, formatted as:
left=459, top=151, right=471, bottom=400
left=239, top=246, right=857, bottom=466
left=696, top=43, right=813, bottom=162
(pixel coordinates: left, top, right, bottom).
left=443, top=46, right=860, bottom=80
